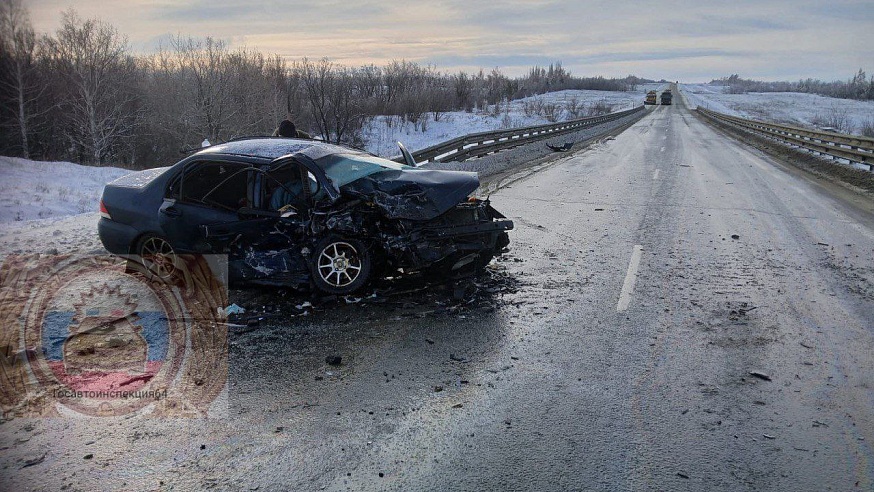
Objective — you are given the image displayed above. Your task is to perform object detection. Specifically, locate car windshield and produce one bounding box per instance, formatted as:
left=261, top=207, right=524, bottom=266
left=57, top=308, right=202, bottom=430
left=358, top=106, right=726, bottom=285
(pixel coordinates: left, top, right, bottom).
left=314, top=153, right=409, bottom=188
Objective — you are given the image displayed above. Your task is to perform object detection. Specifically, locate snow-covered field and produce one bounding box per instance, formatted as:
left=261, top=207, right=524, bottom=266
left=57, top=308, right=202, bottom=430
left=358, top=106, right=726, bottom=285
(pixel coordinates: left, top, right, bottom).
left=363, top=84, right=663, bottom=157
left=680, top=84, right=874, bottom=134
left=0, top=156, right=129, bottom=223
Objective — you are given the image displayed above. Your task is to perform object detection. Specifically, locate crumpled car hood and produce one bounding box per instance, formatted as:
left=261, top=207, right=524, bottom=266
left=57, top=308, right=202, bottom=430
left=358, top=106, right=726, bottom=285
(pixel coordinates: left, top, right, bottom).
left=342, top=168, right=479, bottom=221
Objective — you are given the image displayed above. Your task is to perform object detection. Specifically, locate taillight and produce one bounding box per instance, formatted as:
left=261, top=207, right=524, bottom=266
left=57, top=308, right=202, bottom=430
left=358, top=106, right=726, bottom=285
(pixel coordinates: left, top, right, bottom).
left=99, top=200, right=111, bottom=220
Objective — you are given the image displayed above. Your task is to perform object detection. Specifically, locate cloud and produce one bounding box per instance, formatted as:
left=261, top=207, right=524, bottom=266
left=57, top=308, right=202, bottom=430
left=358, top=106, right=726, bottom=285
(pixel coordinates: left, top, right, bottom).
left=24, top=0, right=874, bottom=81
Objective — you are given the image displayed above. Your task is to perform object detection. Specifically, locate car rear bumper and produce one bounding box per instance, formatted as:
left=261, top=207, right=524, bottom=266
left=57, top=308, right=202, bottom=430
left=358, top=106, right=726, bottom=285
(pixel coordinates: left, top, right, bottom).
left=97, top=217, right=139, bottom=255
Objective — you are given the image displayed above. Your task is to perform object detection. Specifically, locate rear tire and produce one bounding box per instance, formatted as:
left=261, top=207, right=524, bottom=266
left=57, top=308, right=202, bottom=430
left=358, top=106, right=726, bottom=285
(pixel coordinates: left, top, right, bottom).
left=132, top=234, right=179, bottom=282
left=309, top=236, right=372, bottom=295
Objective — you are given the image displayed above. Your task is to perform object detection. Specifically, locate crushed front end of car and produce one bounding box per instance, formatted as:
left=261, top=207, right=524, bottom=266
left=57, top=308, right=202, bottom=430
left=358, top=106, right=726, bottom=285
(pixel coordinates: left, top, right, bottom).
left=310, top=166, right=514, bottom=279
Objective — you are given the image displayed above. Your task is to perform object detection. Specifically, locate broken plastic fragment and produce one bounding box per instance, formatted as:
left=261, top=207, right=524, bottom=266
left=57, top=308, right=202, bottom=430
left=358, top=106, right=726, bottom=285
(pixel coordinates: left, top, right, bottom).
left=224, top=304, right=246, bottom=315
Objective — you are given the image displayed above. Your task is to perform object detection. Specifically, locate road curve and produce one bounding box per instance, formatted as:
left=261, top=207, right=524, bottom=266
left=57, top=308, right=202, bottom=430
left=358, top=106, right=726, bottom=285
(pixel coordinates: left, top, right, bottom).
left=2, top=97, right=873, bottom=492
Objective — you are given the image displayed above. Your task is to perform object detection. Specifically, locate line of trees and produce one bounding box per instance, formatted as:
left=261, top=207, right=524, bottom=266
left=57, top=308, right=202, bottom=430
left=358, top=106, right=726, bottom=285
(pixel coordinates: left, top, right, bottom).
left=713, top=71, right=874, bottom=100
left=0, top=2, right=646, bottom=168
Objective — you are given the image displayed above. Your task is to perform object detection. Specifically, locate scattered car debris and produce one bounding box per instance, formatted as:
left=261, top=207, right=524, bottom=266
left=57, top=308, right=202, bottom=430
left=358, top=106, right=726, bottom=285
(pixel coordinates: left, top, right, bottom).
left=325, top=356, right=342, bottom=366
left=20, top=452, right=47, bottom=469
left=546, top=142, right=574, bottom=152
left=224, top=304, right=246, bottom=315
left=749, top=371, right=772, bottom=381
left=731, top=234, right=740, bottom=240
left=677, top=472, right=690, bottom=479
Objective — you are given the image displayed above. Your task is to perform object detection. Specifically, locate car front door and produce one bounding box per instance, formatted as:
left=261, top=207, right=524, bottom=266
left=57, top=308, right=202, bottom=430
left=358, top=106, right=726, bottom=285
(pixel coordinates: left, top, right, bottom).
left=159, top=160, right=265, bottom=253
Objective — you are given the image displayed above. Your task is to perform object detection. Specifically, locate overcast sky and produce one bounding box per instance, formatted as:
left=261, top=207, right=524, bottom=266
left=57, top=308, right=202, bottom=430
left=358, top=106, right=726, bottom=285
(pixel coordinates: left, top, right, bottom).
left=25, top=0, right=873, bottom=82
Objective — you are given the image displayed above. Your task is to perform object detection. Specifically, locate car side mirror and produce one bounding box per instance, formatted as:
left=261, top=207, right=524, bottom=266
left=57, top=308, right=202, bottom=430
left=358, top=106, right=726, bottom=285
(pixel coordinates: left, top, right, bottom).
left=398, top=141, right=418, bottom=167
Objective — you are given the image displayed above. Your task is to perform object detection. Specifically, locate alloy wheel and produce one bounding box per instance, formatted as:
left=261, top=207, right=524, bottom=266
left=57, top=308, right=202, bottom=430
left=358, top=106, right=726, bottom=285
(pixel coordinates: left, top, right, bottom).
left=316, top=241, right=363, bottom=288
left=140, top=236, right=178, bottom=280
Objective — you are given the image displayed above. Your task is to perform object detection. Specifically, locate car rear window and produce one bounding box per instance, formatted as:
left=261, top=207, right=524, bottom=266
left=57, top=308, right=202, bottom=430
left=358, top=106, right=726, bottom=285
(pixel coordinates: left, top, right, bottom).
left=314, top=154, right=409, bottom=188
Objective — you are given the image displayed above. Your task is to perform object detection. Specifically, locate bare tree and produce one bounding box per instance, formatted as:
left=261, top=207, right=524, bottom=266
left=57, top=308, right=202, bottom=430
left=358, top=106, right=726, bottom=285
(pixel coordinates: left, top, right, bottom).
left=298, top=58, right=332, bottom=141
left=297, top=59, right=363, bottom=144
left=170, top=36, right=237, bottom=143
left=327, top=67, right=362, bottom=144
left=0, top=0, right=44, bottom=158
left=44, top=11, right=137, bottom=164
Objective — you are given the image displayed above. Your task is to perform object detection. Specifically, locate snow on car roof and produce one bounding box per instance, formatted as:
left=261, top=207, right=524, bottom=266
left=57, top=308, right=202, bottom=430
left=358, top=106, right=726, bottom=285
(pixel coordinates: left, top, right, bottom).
left=195, top=138, right=367, bottom=161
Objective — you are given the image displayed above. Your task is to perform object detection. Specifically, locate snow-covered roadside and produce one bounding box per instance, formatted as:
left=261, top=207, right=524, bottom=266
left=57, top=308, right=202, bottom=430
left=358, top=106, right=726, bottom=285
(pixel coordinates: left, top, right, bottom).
left=679, top=84, right=874, bottom=133
left=0, top=212, right=103, bottom=257
left=363, top=84, right=661, bottom=157
left=0, top=156, right=129, bottom=223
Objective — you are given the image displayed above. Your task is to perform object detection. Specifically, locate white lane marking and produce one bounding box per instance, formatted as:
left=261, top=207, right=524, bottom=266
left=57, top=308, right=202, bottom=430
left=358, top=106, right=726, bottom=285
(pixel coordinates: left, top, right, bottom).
left=652, top=169, right=660, bottom=180
left=617, top=245, right=644, bottom=313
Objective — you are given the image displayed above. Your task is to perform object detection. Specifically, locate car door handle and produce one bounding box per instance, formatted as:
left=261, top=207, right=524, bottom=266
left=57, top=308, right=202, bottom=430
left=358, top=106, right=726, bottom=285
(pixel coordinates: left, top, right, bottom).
left=160, top=206, right=182, bottom=217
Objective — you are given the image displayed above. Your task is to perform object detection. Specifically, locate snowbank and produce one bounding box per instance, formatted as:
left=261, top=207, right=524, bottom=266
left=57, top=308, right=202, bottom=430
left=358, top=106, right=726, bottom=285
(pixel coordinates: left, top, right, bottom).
left=680, top=84, right=874, bottom=133
left=0, top=156, right=130, bottom=223
left=363, top=85, right=661, bottom=157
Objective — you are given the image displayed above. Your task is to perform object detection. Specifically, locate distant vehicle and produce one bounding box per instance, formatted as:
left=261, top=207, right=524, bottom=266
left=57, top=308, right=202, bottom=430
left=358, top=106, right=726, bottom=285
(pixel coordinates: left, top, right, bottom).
left=661, top=90, right=673, bottom=105
left=98, top=138, right=513, bottom=294
left=645, top=91, right=658, bottom=105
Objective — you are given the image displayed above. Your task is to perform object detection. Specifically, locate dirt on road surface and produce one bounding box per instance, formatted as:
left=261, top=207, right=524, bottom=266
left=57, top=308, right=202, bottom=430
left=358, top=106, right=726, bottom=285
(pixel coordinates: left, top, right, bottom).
left=2, top=96, right=873, bottom=491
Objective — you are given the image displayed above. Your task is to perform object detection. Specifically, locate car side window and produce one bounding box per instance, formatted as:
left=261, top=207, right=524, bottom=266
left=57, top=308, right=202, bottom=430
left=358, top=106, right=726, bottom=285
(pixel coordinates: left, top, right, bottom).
left=264, top=165, right=304, bottom=211
left=171, top=161, right=252, bottom=211
left=263, top=163, right=322, bottom=211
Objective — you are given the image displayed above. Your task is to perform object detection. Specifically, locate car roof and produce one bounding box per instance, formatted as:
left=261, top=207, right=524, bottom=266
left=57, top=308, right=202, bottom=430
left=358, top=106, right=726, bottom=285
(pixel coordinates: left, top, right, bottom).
left=193, top=137, right=369, bottom=162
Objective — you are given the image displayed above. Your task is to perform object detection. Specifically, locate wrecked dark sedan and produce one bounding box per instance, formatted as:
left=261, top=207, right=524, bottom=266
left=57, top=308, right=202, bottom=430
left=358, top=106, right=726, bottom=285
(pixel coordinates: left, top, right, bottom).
left=98, top=138, right=513, bottom=294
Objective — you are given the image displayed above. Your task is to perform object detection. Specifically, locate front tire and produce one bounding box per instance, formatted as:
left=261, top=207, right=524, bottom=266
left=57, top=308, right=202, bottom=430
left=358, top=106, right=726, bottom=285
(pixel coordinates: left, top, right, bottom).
left=310, top=237, right=372, bottom=294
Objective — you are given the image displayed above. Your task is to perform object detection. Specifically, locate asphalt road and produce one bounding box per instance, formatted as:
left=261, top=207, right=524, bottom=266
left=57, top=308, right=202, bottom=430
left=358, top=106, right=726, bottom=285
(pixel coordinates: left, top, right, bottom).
left=2, top=97, right=873, bottom=491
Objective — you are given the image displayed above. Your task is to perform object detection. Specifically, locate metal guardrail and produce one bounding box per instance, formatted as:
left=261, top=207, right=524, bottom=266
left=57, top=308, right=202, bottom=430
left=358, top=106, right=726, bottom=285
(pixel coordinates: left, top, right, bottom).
left=394, top=105, right=646, bottom=164
left=696, top=107, right=874, bottom=170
